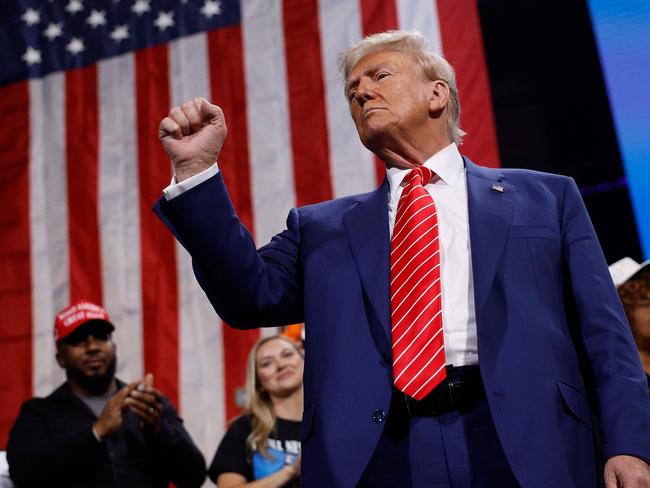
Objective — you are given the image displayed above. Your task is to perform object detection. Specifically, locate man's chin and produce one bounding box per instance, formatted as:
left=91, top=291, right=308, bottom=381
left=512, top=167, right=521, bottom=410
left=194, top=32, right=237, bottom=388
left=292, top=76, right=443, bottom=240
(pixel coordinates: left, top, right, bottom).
left=84, top=367, right=109, bottom=378
left=67, top=358, right=117, bottom=395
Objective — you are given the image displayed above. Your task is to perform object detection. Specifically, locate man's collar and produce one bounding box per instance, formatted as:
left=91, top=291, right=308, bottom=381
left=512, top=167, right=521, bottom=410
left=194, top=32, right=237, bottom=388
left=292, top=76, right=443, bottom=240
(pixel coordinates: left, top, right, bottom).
left=387, top=143, right=463, bottom=202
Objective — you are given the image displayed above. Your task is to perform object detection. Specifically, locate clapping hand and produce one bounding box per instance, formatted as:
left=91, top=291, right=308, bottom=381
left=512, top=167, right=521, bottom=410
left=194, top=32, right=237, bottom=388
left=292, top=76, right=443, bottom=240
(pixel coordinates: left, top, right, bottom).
left=125, top=373, right=164, bottom=433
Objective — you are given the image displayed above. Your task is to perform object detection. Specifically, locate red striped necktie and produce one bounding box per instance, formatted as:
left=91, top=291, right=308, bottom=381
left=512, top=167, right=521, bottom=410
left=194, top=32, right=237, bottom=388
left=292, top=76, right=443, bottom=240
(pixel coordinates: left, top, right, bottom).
left=390, top=166, right=446, bottom=400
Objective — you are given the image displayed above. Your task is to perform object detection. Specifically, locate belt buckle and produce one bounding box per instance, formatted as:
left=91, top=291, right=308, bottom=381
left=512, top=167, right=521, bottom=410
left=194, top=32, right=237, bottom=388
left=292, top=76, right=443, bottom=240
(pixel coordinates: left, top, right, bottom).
left=448, top=378, right=460, bottom=406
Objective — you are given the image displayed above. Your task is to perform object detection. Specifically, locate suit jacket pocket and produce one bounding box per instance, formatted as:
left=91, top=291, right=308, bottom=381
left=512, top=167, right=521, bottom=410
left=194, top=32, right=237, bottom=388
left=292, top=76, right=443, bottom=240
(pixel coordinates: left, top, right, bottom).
left=510, top=224, right=558, bottom=240
left=557, top=380, right=593, bottom=430
left=301, top=403, right=315, bottom=443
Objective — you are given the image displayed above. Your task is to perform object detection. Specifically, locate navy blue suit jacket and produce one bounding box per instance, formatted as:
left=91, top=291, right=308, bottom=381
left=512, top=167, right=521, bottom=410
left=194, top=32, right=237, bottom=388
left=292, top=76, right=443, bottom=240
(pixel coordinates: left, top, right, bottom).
left=155, top=158, right=650, bottom=487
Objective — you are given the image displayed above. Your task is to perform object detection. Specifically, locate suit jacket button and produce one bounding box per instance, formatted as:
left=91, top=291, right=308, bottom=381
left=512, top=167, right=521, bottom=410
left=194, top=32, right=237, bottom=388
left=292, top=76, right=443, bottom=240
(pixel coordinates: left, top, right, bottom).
left=372, top=409, right=386, bottom=423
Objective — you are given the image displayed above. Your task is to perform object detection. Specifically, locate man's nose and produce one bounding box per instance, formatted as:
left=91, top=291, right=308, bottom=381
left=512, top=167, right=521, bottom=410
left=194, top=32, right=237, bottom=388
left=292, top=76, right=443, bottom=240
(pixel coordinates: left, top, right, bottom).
left=355, top=78, right=376, bottom=104
left=84, top=334, right=102, bottom=350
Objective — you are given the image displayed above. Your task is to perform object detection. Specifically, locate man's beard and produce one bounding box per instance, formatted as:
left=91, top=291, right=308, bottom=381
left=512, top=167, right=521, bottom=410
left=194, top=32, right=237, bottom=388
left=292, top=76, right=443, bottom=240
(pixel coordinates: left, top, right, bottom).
left=66, top=357, right=117, bottom=396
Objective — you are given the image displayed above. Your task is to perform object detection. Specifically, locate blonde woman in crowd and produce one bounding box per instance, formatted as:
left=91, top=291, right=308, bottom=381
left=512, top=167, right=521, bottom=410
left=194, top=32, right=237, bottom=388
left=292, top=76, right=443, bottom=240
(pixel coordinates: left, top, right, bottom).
left=208, top=336, right=303, bottom=487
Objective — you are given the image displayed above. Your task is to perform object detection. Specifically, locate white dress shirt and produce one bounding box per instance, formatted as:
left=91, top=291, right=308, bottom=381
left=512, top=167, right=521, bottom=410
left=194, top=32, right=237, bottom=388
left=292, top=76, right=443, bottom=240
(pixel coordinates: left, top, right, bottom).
left=387, top=143, right=478, bottom=367
left=165, top=142, right=478, bottom=366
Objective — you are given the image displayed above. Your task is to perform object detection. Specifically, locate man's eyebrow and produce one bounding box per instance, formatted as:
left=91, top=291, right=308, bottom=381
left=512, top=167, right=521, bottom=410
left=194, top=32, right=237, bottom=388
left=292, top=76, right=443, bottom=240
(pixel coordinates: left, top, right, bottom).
left=346, top=62, right=396, bottom=92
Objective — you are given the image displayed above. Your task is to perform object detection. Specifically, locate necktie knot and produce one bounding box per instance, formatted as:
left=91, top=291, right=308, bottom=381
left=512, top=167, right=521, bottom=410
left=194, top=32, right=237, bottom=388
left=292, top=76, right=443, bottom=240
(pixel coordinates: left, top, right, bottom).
left=405, top=166, right=434, bottom=187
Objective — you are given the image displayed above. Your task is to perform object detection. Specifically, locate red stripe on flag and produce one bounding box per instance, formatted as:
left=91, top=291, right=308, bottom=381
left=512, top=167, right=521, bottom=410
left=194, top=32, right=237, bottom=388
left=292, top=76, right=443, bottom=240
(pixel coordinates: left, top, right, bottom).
left=359, top=0, right=398, bottom=33
left=135, top=45, right=180, bottom=406
left=65, top=66, right=103, bottom=302
left=207, top=26, right=260, bottom=421
left=359, top=0, right=398, bottom=184
left=283, top=0, right=333, bottom=205
left=437, top=0, right=500, bottom=167
left=0, top=81, right=32, bottom=448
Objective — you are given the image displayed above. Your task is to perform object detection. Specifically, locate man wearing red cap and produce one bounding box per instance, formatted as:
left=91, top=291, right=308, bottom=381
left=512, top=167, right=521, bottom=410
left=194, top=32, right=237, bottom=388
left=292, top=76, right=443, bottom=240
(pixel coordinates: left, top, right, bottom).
left=6, top=301, right=206, bottom=488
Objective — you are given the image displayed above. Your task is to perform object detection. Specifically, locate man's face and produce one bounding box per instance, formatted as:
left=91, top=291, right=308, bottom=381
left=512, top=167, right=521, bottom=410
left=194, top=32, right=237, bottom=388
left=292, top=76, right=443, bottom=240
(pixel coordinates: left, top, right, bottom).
left=346, top=50, right=436, bottom=152
left=56, top=321, right=116, bottom=394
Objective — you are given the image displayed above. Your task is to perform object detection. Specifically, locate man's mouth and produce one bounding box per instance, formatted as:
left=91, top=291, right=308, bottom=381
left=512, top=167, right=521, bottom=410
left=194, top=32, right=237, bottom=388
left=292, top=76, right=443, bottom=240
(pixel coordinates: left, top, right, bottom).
left=363, top=107, right=383, bottom=118
left=85, top=358, right=105, bottom=368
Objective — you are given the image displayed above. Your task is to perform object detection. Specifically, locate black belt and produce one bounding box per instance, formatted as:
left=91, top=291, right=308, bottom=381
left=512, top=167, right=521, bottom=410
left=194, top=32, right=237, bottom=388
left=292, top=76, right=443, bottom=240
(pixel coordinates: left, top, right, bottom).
left=393, top=365, right=486, bottom=417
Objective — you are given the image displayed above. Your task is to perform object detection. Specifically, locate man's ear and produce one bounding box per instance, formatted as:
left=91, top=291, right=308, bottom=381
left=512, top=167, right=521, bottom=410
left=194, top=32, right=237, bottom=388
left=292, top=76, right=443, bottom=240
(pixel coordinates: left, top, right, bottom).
left=429, top=80, right=450, bottom=114
left=55, top=347, right=65, bottom=368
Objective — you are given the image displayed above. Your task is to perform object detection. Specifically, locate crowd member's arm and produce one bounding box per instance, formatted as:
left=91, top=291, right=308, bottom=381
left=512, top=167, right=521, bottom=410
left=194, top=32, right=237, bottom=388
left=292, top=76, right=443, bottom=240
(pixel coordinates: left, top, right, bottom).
left=208, top=417, right=300, bottom=488
left=144, top=397, right=206, bottom=487
left=7, top=385, right=135, bottom=485
left=217, top=457, right=300, bottom=488
left=126, top=375, right=206, bottom=488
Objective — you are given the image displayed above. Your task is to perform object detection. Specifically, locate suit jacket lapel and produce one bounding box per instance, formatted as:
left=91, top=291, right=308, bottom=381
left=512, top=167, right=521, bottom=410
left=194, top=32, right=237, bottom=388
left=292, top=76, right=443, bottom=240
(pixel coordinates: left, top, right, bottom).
left=465, top=158, right=517, bottom=313
left=343, top=179, right=392, bottom=350
left=341, top=159, right=516, bottom=352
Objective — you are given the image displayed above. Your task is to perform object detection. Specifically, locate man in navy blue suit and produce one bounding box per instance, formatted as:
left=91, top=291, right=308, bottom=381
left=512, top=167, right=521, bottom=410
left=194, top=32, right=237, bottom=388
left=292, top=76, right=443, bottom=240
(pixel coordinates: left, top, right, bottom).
left=155, top=31, right=650, bottom=487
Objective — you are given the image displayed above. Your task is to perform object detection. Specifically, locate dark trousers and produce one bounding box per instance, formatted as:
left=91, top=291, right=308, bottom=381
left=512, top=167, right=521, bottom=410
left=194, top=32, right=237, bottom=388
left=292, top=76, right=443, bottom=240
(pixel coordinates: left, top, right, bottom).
left=358, top=397, right=519, bottom=487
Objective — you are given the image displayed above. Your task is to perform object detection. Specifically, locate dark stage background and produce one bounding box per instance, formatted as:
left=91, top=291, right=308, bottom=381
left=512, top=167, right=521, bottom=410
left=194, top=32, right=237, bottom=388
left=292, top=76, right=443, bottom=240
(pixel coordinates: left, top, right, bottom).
left=477, top=0, right=642, bottom=263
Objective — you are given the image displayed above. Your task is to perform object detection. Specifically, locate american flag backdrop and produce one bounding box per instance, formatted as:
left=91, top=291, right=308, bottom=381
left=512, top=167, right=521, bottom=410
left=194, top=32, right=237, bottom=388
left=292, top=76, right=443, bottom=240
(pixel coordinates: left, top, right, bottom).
left=0, top=0, right=500, bottom=465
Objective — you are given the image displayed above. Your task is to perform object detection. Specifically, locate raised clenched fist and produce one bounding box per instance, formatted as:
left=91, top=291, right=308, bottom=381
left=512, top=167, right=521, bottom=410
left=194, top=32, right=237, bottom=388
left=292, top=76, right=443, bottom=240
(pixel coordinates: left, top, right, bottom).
left=159, top=97, right=227, bottom=182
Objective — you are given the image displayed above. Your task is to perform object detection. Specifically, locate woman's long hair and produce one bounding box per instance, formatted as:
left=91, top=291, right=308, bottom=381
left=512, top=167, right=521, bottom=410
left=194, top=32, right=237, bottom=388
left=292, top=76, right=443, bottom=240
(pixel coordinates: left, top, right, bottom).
left=244, top=335, right=303, bottom=457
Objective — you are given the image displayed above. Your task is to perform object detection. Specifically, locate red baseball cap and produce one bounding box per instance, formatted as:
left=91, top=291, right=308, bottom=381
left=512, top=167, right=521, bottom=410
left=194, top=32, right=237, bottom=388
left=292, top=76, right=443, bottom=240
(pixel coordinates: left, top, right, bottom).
left=54, top=301, right=115, bottom=343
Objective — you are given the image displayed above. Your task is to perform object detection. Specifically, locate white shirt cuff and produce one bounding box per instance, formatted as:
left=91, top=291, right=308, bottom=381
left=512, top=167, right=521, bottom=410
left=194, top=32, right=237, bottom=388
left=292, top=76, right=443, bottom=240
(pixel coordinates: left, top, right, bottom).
left=163, top=163, right=220, bottom=200
left=91, top=426, right=102, bottom=442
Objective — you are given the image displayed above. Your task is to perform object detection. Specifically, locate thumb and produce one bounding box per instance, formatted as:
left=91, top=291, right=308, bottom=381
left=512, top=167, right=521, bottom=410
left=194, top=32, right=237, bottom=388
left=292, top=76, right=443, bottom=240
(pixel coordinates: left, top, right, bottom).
left=195, top=97, right=223, bottom=125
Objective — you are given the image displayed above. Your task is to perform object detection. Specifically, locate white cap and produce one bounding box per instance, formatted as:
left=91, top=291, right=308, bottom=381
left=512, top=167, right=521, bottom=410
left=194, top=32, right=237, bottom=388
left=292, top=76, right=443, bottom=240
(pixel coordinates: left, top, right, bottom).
left=608, top=257, right=650, bottom=287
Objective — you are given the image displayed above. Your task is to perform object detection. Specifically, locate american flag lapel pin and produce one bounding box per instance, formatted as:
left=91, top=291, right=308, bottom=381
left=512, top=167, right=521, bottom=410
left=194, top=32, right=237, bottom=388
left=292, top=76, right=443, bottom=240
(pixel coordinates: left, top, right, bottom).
left=492, top=184, right=504, bottom=193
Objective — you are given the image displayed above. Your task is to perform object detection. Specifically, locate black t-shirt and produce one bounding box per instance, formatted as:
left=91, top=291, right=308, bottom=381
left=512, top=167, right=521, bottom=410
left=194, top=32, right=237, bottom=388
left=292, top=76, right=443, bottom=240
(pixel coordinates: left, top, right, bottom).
left=208, top=414, right=301, bottom=484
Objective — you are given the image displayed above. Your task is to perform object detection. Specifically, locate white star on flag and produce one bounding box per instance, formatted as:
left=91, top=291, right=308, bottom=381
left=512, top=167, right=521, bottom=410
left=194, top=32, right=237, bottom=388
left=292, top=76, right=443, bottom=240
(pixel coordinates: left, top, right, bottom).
left=66, top=37, right=85, bottom=54
left=21, top=8, right=40, bottom=26
left=43, top=22, right=63, bottom=40
left=87, top=10, right=107, bottom=28
left=131, top=0, right=151, bottom=16
left=110, top=25, right=129, bottom=42
left=154, top=11, right=174, bottom=31
left=200, top=0, right=221, bottom=18
left=65, top=0, right=84, bottom=15
left=22, top=46, right=42, bottom=65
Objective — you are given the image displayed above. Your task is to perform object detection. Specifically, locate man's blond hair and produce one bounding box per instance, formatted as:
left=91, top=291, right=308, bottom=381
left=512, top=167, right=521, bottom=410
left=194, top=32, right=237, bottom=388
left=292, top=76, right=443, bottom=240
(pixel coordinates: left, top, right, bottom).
left=339, top=30, right=465, bottom=144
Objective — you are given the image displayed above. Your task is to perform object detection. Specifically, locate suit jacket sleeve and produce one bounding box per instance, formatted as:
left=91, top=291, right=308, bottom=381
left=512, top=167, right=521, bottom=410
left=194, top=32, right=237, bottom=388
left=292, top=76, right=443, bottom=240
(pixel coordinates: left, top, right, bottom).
left=154, top=172, right=304, bottom=328
left=561, top=176, right=650, bottom=461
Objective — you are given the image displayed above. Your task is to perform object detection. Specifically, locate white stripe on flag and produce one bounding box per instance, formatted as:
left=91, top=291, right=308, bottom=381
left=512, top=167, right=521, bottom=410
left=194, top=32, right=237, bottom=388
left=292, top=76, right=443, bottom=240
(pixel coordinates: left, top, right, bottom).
left=318, top=0, right=376, bottom=198
left=98, top=52, right=144, bottom=383
left=170, top=32, right=226, bottom=465
left=396, top=0, right=443, bottom=54
left=29, top=74, right=68, bottom=396
left=243, top=0, right=296, bottom=246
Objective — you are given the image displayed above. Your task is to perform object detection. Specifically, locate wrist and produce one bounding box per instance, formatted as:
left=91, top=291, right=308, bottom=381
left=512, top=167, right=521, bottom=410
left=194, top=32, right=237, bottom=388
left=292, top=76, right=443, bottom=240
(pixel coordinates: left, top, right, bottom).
left=174, top=161, right=213, bottom=182
left=282, top=464, right=297, bottom=479
left=92, top=422, right=105, bottom=441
